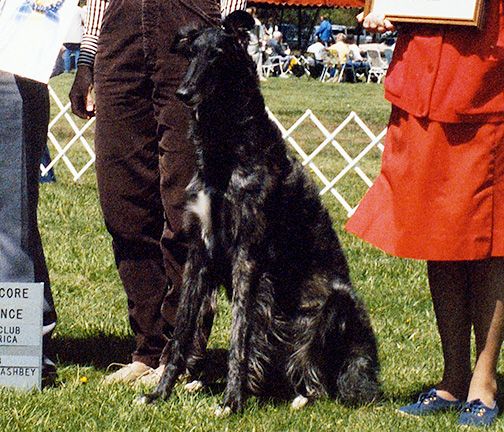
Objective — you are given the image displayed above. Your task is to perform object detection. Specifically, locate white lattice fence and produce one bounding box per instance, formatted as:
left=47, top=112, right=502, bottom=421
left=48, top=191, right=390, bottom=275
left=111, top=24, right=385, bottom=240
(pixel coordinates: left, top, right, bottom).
left=42, top=85, right=96, bottom=182
left=267, top=108, right=386, bottom=216
left=45, top=86, right=386, bottom=215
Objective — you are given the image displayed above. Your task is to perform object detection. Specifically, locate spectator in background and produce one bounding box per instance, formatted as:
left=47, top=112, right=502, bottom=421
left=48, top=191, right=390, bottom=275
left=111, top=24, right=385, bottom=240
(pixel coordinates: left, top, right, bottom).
left=266, top=30, right=292, bottom=71
left=345, top=35, right=370, bottom=81
left=264, top=18, right=274, bottom=42
left=307, top=37, right=327, bottom=63
left=63, top=0, right=85, bottom=73
left=314, top=15, right=332, bottom=46
left=306, top=37, right=330, bottom=79
left=328, top=32, right=370, bottom=82
left=328, top=32, right=350, bottom=63
left=246, top=7, right=266, bottom=81
left=39, top=146, right=57, bottom=184
left=346, top=35, right=364, bottom=62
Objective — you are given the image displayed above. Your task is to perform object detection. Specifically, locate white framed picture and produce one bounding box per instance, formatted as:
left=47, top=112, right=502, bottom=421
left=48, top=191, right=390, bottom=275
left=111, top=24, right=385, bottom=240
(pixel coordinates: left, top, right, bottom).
left=364, top=0, right=487, bottom=28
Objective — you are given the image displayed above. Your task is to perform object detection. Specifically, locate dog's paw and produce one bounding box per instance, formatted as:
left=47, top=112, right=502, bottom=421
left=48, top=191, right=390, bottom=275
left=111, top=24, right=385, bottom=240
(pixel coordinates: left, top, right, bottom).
left=184, top=379, right=204, bottom=393
left=133, top=395, right=150, bottom=406
left=291, top=395, right=309, bottom=410
left=133, top=394, right=158, bottom=406
left=214, top=405, right=232, bottom=417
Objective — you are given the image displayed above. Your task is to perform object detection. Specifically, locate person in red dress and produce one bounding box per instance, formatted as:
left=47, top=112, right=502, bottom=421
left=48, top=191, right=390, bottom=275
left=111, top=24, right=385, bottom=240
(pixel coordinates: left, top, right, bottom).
left=346, top=1, right=504, bottom=426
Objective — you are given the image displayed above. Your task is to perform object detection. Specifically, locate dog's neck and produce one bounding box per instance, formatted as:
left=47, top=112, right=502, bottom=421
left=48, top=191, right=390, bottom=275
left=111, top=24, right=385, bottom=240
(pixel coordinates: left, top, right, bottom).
left=198, top=74, right=263, bottom=120
left=194, top=75, right=267, bottom=145
left=192, top=79, right=287, bottom=189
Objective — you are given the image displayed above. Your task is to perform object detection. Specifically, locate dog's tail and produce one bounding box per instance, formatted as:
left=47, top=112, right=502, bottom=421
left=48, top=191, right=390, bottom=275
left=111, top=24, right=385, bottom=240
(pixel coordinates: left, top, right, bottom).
left=318, top=282, right=381, bottom=405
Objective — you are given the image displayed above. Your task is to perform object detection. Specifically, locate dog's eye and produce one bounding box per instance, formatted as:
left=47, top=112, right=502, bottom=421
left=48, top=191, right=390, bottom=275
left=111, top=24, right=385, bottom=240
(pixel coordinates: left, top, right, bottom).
left=203, top=48, right=224, bottom=66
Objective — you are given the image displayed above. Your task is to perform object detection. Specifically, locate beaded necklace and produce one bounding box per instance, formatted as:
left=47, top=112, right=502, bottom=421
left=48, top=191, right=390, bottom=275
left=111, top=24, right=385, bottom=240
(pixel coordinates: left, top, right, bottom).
left=17, top=0, right=66, bottom=22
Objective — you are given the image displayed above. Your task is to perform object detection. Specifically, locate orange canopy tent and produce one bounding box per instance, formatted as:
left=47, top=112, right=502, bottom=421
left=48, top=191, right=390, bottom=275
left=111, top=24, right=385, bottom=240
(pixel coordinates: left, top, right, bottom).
left=248, top=0, right=365, bottom=7
left=248, top=0, right=366, bottom=50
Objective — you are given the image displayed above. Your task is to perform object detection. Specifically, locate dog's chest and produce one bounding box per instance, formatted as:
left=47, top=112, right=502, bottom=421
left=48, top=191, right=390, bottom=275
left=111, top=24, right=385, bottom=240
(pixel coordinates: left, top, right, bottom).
left=187, top=183, right=250, bottom=253
left=187, top=190, right=213, bottom=248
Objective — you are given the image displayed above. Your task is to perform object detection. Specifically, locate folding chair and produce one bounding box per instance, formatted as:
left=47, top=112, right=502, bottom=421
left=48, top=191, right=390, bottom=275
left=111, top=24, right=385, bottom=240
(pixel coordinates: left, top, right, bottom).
left=366, top=49, right=388, bottom=83
left=319, top=51, right=340, bottom=82
left=262, top=55, right=290, bottom=78
left=383, top=46, right=394, bottom=64
left=337, top=62, right=357, bottom=83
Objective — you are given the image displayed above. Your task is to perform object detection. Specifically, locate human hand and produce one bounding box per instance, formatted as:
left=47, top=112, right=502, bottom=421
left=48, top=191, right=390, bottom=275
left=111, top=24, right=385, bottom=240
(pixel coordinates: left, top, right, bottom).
left=69, top=65, right=95, bottom=119
left=357, top=12, right=396, bottom=33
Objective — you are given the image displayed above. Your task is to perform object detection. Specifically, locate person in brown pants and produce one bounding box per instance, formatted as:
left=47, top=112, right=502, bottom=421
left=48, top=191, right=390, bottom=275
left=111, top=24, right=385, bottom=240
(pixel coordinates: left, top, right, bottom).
left=70, top=0, right=247, bottom=385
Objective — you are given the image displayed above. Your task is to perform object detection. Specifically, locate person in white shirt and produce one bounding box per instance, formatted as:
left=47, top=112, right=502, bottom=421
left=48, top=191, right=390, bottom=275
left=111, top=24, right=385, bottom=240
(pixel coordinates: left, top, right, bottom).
left=307, top=39, right=327, bottom=62
left=62, top=1, right=85, bottom=73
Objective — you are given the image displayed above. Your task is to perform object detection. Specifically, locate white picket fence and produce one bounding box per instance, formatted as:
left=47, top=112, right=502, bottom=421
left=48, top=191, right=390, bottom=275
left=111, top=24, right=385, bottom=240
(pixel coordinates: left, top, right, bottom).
left=45, top=85, right=387, bottom=216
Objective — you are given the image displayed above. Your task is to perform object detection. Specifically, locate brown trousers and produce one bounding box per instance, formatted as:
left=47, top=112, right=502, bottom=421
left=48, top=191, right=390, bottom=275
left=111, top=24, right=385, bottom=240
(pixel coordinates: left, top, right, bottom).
left=94, top=0, right=219, bottom=366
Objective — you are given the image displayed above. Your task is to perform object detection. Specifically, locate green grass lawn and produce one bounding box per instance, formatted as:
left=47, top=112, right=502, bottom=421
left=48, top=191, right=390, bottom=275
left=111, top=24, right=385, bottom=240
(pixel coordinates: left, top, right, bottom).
left=2, top=74, right=502, bottom=431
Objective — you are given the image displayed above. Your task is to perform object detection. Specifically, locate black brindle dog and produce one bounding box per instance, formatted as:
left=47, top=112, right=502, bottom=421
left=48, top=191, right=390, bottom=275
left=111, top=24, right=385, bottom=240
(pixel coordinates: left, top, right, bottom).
left=137, top=11, right=380, bottom=414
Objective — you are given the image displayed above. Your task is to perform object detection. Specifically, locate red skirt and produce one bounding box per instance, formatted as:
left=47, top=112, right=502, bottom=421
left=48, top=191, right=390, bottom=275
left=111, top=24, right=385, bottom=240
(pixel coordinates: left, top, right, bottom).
left=344, top=107, right=504, bottom=261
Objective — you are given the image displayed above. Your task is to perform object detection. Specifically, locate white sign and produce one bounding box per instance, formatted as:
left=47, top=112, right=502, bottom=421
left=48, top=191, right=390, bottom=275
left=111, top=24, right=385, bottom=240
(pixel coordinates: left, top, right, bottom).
left=0, top=0, right=76, bottom=83
left=0, top=283, right=43, bottom=390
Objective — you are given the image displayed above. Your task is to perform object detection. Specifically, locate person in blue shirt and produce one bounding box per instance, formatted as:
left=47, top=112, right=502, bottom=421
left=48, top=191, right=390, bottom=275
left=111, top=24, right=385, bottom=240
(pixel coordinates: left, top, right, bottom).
left=315, top=15, right=332, bottom=46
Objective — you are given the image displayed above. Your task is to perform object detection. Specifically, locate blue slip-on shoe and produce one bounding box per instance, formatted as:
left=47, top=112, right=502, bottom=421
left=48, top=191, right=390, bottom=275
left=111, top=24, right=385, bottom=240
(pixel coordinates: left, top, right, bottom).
left=398, top=388, right=463, bottom=416
left=459, top=399, right=498, bottom=427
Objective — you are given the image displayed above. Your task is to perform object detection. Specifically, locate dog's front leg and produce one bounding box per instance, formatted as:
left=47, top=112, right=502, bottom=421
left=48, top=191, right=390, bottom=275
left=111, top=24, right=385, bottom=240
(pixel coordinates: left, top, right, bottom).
left=138, top=234, right=215, bottom=405
left=218, top=247, right=257, bottom=415
left=136, top=344, right=184, bottom=404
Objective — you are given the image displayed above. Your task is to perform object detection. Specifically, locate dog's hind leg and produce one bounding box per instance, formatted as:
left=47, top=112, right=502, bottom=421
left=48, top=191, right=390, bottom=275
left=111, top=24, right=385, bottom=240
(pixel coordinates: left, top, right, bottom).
left=336, top=351, right=381, bottom=405
left=287, top=282, right=380, bottom=406
left=323, top=284, right=381, bottom=405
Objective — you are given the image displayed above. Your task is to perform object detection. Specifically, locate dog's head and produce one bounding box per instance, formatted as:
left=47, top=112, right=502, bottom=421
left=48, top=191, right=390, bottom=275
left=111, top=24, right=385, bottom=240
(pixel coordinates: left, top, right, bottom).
left=172, top=11, right=256, bottom=108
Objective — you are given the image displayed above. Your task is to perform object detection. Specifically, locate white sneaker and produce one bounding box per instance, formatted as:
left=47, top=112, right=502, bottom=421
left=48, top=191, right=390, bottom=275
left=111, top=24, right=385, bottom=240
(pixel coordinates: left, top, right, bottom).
left=135, top=364, right=165, bottom=388
left=101, top=362, right=152, bottom=385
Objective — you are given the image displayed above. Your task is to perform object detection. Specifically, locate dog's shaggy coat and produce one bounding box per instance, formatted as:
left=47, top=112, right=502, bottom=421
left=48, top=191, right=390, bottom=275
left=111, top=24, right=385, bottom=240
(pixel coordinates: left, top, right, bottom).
left=139, top=11, right=380, bottom=413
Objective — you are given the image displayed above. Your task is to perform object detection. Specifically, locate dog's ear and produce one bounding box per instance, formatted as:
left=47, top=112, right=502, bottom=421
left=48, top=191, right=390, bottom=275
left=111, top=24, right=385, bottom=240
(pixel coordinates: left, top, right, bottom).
left=171, top=26, right=200, bottom=55
left=222, top=10, right=255, bottom=33
left=222, top=11, right=255, bottom=49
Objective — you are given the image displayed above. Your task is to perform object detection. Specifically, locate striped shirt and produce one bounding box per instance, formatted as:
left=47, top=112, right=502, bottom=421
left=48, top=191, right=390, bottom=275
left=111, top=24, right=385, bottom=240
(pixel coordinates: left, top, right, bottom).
left=78, top=0, right=247, bottom=68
